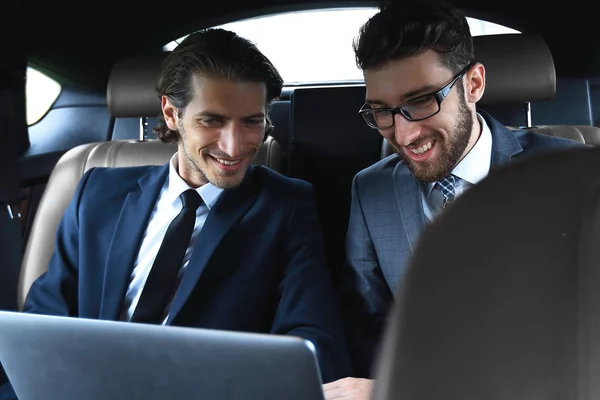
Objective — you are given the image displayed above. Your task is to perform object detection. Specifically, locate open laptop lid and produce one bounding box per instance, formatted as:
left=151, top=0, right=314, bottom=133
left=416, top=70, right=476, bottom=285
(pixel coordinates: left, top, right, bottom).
left=0, top=311, right=324, bottom=400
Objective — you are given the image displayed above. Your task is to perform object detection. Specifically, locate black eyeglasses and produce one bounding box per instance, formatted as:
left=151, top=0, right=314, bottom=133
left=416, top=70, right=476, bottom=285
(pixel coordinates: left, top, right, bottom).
left=358, top=62, right=475, bottom=129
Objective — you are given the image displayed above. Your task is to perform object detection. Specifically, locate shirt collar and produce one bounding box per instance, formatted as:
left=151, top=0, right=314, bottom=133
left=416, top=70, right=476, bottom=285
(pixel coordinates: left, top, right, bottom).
left=425, top=112, right=493, bottom=194
left=167, top=153, right=224, bottom=210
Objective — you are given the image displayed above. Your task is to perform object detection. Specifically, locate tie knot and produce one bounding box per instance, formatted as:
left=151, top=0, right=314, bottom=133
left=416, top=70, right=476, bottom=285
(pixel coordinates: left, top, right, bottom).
left=179, top=189, right=203, bottom=211
left=436, top=174, right=457, bottom=207
left=438, top=174, right=456, bottom=187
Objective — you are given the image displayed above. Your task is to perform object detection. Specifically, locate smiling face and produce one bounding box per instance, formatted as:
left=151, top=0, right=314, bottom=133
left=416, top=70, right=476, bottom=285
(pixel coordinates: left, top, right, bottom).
left=364, top=50, right=483, bottom=182
left=162, top=75, right=268, bottom=189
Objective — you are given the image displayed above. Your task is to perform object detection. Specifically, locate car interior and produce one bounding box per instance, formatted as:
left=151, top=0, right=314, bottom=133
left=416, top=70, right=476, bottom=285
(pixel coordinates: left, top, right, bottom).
left=1, top=0, right=600, bottom=396
left=374, top=145, right=600, bottom=399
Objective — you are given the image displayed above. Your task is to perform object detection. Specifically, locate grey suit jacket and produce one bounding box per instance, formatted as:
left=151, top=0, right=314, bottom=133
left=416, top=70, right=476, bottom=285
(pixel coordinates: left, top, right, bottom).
left=340, top=111, right=584, bottom=377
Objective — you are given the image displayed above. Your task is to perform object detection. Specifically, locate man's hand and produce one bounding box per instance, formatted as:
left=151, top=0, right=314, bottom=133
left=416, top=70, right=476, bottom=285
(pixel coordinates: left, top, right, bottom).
left=323, top=377, right=374, bottom=400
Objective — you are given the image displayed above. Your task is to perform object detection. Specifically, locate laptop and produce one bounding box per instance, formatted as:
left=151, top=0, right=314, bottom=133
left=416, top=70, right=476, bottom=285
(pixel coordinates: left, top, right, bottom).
left=0, top=311, right=325, bottom=400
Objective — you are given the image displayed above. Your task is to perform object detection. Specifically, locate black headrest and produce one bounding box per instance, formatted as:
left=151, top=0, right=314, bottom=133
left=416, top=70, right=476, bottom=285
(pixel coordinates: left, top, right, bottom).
left=107, top=54, right=166, bottom=118
left=373, top=146, right=600, bottom=399
left=474, top=33, right=555, bottom=105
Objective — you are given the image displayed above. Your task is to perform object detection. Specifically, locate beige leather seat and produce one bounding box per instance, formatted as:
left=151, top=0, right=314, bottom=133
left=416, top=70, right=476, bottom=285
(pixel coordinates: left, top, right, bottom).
left=18, top=55, right=283, bottom=309
left=379, top=34, right=600, bottom=158
left=523, top=125, right=600, bottom=146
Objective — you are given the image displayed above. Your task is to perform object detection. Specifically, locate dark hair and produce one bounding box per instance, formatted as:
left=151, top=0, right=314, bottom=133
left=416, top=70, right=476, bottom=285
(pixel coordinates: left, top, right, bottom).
left=354, top=0, right=474, bottom=73
left=154, top=28, right=284, bottom=143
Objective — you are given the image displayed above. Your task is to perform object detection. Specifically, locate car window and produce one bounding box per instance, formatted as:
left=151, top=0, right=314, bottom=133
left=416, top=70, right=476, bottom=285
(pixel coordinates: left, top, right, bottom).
left=26, top=67, right=62, bottom=126
left=164, top=8, right=520, bottom=85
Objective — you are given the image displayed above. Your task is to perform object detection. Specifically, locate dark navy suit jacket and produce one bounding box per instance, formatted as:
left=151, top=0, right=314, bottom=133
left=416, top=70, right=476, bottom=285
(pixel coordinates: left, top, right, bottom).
left=0, top=163, right=352, bottom=398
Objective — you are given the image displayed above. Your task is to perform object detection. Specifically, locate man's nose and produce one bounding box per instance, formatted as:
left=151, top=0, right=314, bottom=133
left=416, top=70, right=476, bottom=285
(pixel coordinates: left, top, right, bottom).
left=392, top=113, right=422, bottom=147
left=220, top=122, right=244, bottom=158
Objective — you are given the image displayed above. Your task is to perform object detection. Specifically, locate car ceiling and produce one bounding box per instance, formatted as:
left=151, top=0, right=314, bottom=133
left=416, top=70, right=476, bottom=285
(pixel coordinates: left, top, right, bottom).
left=10, top=0, right=600, bottom=90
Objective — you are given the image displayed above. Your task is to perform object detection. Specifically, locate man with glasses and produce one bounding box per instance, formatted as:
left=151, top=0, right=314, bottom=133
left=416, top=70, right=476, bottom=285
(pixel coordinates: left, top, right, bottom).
left=323, top=0, right=581, bottom=398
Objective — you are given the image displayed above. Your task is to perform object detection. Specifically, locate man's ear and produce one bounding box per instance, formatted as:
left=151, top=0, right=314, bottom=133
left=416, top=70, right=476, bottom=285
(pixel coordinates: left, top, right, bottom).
left=465, top=62, right=486, bottom=104
left=161, top=96, right=179, bottom=130
left=263, top=115, right=274, bottom=142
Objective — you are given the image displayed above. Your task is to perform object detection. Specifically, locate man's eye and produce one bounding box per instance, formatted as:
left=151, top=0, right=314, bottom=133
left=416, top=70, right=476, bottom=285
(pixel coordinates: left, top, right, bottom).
left=245, top=119, right=264, bottom=126
left=410, top=96, right=435, bottom=107
left=200, top=118, right=220, bottom=126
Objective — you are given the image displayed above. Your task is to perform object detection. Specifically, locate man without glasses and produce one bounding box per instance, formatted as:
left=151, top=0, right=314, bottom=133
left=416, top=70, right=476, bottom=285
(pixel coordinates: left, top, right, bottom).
left=0, top=28, right=352, bottom=400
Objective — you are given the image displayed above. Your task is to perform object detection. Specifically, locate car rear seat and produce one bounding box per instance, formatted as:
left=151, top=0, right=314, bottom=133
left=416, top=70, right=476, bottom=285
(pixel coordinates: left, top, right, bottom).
left=380, top=33, right=600, bottom=157
left=17, top=55, right=283, bottom=308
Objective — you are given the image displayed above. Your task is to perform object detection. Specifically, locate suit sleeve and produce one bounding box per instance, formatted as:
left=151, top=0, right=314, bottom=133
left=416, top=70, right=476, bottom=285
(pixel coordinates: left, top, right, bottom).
left=338, top=174, right=394, bottom=378
left=269, top=182, right=353, bottom=383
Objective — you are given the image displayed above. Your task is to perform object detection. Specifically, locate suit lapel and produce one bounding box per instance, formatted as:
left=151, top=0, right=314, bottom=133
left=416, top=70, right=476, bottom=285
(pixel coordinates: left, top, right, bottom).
left=166, top=165, right=261, bottom=324
left=393, top=162, right=426, bottom=254
left=99, top=165, right=169, bottom=320
left=480, top=110, right=524, bottom=167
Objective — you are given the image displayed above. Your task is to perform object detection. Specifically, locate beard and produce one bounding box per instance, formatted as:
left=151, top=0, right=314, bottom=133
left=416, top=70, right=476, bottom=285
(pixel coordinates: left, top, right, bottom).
left=392, top=95, right=473, bottom=182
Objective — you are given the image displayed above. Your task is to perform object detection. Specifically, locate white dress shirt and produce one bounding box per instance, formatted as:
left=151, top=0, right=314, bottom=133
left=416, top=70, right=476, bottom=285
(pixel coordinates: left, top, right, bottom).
left=423, top=113, right=493, bottom=221
left=120, top=154, right=224, bottom=323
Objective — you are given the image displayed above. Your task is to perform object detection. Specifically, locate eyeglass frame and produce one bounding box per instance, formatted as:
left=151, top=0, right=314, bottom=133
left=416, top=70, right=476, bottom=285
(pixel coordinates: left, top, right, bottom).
left=358, top=61, right=476, bottom=129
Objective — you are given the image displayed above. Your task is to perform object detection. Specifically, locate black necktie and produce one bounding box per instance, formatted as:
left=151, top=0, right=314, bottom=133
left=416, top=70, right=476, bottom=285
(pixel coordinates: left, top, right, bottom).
left=131, top=189, right=203, bottom=324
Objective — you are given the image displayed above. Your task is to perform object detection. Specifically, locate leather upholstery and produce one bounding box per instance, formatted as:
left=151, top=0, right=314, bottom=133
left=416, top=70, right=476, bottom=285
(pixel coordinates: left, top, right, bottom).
left=474, top=34, right=555, bottom=106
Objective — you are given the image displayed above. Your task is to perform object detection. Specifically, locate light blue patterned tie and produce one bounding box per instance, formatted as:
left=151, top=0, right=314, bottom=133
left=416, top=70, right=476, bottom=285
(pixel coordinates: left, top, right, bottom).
left=437, top=174, right=457, bottom=208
